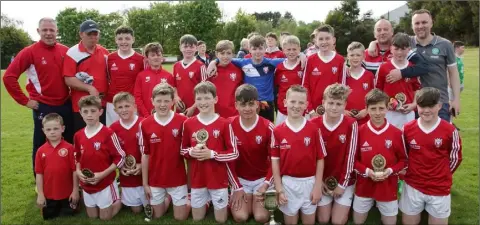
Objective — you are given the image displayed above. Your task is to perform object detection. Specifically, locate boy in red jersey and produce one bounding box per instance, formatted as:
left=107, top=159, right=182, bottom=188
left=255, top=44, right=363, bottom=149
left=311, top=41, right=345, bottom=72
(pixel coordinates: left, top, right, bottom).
left=74, top=95, right=126, bottom=220
left=343, top=42, right=375, bottom=125
left=173, top=34, right=207, bottom=117
left=265, top=32, right=286, bottom=59
left=352, top=89, right=407, bottom=225
left=310, top=83, right=358, bottom=225
left=134, top=43, right=175, bottom=118
left=227, top=84, right=273, bottom=223
left=203, top=40, right=243, bottom=118
left=303, top=25, right=345, bottom=119
left=180, top=81, right=239, bottom=223
left=35, top=113, right=79, bottom=220
left=274, top=35, right=304, bottom=126
left=376, top=33, right=421, bottom=129
left=271, top=85, right=326, bottom=225
left=140, top=83, right=190, bottom=220
left=400, top=87, right=462, bottom=225
left=109, top=92, right=145, bottom=213
left=106, top=26, right=144, bottom=126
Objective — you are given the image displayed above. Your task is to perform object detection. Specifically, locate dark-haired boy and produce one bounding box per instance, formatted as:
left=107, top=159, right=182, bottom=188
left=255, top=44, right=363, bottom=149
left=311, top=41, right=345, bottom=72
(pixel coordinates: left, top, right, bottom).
left=265, top=32, right=286, bottom=59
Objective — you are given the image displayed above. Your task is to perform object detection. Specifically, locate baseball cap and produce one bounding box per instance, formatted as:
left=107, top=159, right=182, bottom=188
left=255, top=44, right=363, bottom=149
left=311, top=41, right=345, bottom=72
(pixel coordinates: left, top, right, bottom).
left=80, top=20, right=100, bottom=33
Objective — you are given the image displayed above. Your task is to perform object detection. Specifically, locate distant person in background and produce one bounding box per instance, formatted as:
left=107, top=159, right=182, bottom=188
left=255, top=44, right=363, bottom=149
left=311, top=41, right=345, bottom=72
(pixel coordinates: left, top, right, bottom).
left=265, top=32, right=286, bottom=58
left=279, top=31, right=291, bottom=50
left=10, top=55, right=14, bottom=63
left=453, top=41, right=465, bottom=92
left=304, top=42, right=314, bottom=54
left=196, top=40, right=210, bottom=65
left=305, top=31, right=320, bottom=57
left=243, top=32, right=260, bottom=59
left=236, top=38, right=249, bottom=58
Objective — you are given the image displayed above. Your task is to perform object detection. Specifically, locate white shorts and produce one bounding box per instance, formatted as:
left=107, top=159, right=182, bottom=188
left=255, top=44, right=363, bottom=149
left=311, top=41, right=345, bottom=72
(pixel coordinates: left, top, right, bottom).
left=317, top=185, right=355, bottom=207
left=106, top=103, right=119, bottom=127
left=238, top=177, right=274, bottom=194
left=279, top=176, right=316, bottom=216
left=191, top=188, right=228, bottom=210
left=150, top=185, right=188, bottom=206
left=399, top=183, right=451, bottom=219
left=121, top=186, right=147, bottom=207
left=353, top=195, right=398, bottom=216
left=275, top=111, right=287, bottom=126
left=83, top=182, right=120, bottom=209
left=386, top=111, right=415, bottom=129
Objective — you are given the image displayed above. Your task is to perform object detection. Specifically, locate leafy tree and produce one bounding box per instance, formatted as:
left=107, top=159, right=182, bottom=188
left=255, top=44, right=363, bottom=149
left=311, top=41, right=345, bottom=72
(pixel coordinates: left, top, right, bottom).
left=255, top=20, right=273, bottom=36
left=252, top=11, right=282, bottom=28
left=0, top=14, right=32, bottom=69
left=223, top=9, right=256, bottom=51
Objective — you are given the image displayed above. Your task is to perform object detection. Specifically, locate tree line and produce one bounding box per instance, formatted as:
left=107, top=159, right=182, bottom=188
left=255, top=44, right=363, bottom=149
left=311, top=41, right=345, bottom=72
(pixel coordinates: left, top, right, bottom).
left=1, top=0, right=478, bottom=69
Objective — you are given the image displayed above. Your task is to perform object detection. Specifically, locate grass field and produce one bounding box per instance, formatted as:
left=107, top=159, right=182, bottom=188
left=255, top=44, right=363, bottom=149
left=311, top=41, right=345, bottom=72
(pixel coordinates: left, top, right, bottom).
left=1, top=49, right=479, bottom=224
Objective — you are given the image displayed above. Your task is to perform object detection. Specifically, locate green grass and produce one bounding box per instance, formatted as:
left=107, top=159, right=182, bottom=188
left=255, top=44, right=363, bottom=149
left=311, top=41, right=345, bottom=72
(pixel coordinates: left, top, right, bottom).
left=1, top=49, right=479, bottom=224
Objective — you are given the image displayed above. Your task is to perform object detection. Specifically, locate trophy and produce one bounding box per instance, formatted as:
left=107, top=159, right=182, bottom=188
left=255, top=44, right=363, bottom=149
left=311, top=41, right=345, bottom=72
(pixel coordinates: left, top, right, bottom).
left=195, top=129, right=209, bottom=149
left=81, top=168, right=94, bottom=178
left=371, top=154, right=386, bottom=177
left=144, top=203, right=153, bottom=222
left=124, top=155, right=136, bottom=170
left=389, top=92, right=406, bottom=111
left=350, top=109, right=359, bottom=116
left=315, top=105, right=325, bottom=115
left=325, top=176, right=338, bottom=196
left=395, top=93, right=406, bottom=105
left=264, top=190, right=281, bottom=225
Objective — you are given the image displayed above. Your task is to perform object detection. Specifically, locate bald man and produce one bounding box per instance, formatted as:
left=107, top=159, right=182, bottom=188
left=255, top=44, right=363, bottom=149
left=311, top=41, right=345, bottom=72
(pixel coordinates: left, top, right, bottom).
left=3, top=17, right=73, bottom=178
left=364, top=19, right=394, bottom=73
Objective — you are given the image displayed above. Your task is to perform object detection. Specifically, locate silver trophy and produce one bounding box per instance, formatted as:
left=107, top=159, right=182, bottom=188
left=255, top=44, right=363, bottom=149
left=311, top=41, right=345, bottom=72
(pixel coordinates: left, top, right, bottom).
left=264, top=190, right=281, bottom=225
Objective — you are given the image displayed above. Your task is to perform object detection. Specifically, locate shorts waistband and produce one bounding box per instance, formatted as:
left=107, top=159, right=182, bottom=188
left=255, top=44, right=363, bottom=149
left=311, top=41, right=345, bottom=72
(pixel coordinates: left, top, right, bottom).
left=282, top=175, right=315, bottom=181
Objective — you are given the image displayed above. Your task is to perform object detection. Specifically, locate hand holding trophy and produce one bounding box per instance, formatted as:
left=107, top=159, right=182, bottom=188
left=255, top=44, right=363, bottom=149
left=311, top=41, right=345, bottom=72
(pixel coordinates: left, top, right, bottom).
left=371, top=154, right=387, bottom=179
left=195, top=129, right=209, bottom=149
left=324, top=176, right=338, bottom=196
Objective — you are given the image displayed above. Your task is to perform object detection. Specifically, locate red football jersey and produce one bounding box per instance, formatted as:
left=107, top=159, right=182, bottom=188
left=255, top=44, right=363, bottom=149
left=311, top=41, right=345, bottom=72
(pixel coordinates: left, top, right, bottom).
left=35, top=140, right=75, bottom=200
left=139, top=112, right=188, bottom=188
left=230, top=115, right=274, bottom=183
left=109, top=116, right=144, bottom=188
left=403, top=118, right=462, bottom=196
left=173, top=59, right=206, bottom=110
left=180, top=115, right=239, bottom=189
left=302, top=52, right=345, bottom=112
left=354, top=120, right=407, bottom=201
left=363, top=43, right=393, bottom=74
left=271, top=118, right=326, bottom=178
left=205, top=62, right=243, bottom=118
left=73, top=125, right=126, bottom=194
left=311, top=115, right=358, bottom=187
left=134, top=67, right=175, bottom=118
left=106, top=51, right=145, bottom=103
left=265, top=50, right=286, bottom=59
left=274, top=60, right=304, bottom=115
left=344, top=68, right=375, bottom=125
left=375, top=60, right=421, bottom=105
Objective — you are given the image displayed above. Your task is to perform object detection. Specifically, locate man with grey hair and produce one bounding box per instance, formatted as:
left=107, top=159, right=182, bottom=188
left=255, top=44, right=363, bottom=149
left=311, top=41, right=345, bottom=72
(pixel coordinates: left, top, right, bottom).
left=236, top=38, right=249, bottom=58
left=3, top=17, right=73, bottom=178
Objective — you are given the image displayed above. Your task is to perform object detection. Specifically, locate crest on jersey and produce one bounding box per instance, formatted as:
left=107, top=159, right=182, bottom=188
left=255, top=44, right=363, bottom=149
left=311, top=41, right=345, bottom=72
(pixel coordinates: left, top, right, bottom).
left=385, top=139, right=392, bottom=149
left=363, top=83, right=369, bottom=90
left=41, top=57, right=47, bottom=65
left=230, top=73, right=237, bottom=81
left=297, top=71, right=303, bottom=78
left=304, top=137, right=311, bottom=146
left=339, top=134, right=346, bottom=144
left=161, top=78, right=167, bottom=83
left=255, top=135, right=262, bottom=144
left=332, top=67, right=338, bottom=74
left=172, top=129, right=179, bottom=137
left=263, top=66, right=269, bottom=74
left=58, top=148, right=68, bottom=157
left=189, top=71, right=194, bottom=78
left=434, top=138, right=442, bottom=148
left=129, top=63, right=135, bottom=70
left=146, top=76, right=150, bottom=82
left=213, top=129, right=220, bottom=138
left=94, top=142, right=101, bottom=151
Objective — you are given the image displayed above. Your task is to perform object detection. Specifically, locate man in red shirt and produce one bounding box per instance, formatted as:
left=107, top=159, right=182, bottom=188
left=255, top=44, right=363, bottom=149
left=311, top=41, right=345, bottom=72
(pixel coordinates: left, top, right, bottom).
left=3, top=17, right=72, bottom=178
left=106, top=26, right=144, bottom=126
left=63, top=20, right=109, bottom=134
left=400, top=87, right=462, bottom=225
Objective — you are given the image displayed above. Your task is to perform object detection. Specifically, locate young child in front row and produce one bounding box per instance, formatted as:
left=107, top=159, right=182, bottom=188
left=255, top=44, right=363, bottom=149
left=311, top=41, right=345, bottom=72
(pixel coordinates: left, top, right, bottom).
left=271, top=85, right=326, bottom=225
left=109, top=92, right=145, bottom=213
left=400, top=87, right=462, bottom=225
left=343, top=42, right=375, bottom=125
left=352, top=89, right=408, bottom=225
left=310, top=83, right=358, bottom=225
left=227, top=84, right=274, bottom=223
left=35, top=113, right=79, bottom=220
left=139, top=83, right=190, bottom=220
left=74, top=95, right=126, bottom=220
left=180, top=81, right=239, bottom=223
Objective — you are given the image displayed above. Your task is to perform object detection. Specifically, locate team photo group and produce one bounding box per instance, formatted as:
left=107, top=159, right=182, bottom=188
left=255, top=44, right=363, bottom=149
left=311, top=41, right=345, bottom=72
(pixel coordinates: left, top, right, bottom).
left=3, top=6, right=465, bottom=225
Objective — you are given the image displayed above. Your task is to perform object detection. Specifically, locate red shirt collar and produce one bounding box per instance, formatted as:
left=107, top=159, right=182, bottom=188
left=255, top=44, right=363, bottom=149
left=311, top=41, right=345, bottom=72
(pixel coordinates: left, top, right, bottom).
left=38, top=40, right=56, bottom=48
left=370, top=119, right=388, bottom=131
left=146, top=66, right=163, bottom=73
left=45, top=139, right=66, bottom=149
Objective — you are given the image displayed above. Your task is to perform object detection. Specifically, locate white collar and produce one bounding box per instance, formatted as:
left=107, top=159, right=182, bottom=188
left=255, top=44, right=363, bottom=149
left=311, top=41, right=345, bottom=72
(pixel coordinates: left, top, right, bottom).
left=367, top=120, right=390, bottom=135
left=240, top=115, right=259, bottom=132
left=154, top=111, right=174, bottom=126
left=285, top=117, right=307, bottom=133
left=197, top=114, right=220, bottom=126
left=84, top=124, right=103, bottom=139
left=417, top=117, right=441, bottom=134
left=323, top=114, right=344, bottom=132
left=120, top=115, right=139, bottom=130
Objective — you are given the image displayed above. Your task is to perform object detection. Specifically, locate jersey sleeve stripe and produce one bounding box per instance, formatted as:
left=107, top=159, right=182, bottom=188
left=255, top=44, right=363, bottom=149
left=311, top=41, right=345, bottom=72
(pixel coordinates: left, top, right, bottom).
left=449, top=129, right=460, bottom=171
left=318, top=130, right=327, bottom=157
left=342, top=122, right=358, bottom=187
left=214, top=124, right=239, bottom=161
left=138, top=122, right=145, bottom=155
left=111, top=133, right=126, bottom=168
left=226, top=163, right=240, bottom=190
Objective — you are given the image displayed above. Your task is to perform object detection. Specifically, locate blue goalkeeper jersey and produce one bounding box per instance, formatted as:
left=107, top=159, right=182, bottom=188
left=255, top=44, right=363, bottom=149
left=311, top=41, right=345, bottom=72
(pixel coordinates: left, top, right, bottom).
left=231, top=57, right=284, bottom=101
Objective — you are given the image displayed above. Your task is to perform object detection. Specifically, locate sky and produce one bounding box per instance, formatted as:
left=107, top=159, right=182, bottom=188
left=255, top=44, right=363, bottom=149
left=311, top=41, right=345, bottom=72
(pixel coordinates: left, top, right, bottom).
left=1, top=1, right=407, bottom=41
